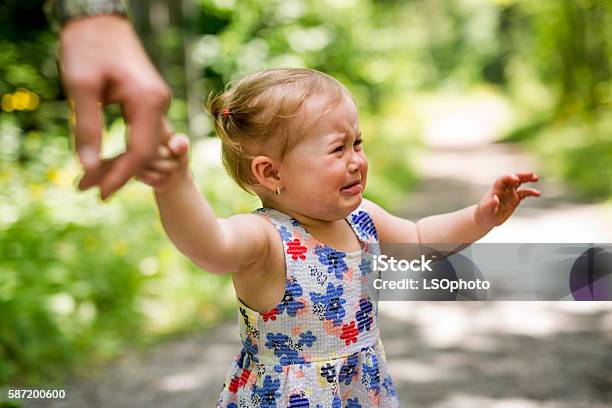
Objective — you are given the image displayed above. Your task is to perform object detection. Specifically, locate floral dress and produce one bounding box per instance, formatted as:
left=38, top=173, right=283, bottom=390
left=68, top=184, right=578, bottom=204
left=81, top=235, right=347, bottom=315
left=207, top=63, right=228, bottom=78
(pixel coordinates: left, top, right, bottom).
left=215, top=205, right=400, bottom=407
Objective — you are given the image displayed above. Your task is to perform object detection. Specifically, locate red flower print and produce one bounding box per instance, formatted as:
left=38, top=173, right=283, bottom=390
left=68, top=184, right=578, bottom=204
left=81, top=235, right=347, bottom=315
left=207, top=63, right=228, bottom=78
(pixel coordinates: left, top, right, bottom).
left=228, top=375, right=240, bottom=393
left=238, top=369, right=251, bottom=387
left=287, top=239, right=307, bottom=261
left=262, top=308, right=278, bottom=322
left=340, top=321, right=359, bottom=345
left=229, top=369, right=251, bottom=393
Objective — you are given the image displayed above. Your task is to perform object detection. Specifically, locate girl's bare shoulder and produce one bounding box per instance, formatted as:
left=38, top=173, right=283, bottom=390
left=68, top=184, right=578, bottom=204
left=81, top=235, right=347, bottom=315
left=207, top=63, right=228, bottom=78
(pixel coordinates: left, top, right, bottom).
left=224, top=212, right=285, bottom=272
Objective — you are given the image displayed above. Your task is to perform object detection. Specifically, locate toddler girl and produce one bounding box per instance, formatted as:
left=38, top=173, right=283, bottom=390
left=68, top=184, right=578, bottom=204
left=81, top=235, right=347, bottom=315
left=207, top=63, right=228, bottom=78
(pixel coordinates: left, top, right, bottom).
left=137, top=68, right=540, bottom=407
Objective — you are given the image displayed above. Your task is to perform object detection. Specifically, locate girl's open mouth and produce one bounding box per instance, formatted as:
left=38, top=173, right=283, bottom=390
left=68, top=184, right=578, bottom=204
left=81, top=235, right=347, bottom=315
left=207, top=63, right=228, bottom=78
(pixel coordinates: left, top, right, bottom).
left=341, top=181, right=362, bottom=195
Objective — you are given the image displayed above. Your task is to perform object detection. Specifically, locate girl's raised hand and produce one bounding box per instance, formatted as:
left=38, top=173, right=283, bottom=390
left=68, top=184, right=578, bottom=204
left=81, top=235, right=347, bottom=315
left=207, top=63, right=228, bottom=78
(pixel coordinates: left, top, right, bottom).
left=475, top=172, right=541, bottom=230
left=137, top=134, right=190, bottom=193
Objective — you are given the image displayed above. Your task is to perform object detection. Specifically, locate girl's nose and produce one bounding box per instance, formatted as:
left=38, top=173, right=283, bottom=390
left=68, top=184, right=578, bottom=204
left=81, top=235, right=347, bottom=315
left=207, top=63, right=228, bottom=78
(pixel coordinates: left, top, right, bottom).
left=348, top=151, right=365, bottom=172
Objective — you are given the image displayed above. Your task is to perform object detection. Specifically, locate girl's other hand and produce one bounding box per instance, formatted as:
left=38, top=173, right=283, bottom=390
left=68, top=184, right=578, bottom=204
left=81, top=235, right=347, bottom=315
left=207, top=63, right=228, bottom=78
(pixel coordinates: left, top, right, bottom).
left=475, top=171, right=541, bottom=230
left=137, top=134, right=190, bottom=193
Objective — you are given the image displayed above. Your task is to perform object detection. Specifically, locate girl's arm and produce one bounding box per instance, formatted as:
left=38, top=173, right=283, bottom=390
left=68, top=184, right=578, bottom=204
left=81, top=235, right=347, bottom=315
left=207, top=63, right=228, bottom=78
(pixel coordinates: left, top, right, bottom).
left=364, top=172, right=540, bottom=245
left=154, top=174, right=271, bottom=275
left=141, top=135, right=272, bottom=275
left=414, top=205, right=489, bottom=243
left=363, top=200, right=487, bottom=244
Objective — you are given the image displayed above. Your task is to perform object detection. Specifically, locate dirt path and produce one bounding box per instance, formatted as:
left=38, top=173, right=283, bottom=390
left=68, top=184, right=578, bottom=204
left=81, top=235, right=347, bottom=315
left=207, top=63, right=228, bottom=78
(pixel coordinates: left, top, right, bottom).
left=29, top=96, right=612, bottom=407
left=379, top=140, right=612, bottom=407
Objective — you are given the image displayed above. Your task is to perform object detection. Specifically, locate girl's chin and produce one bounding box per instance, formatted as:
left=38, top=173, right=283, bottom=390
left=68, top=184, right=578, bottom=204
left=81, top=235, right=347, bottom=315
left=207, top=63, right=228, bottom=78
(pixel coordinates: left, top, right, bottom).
left=342, top=195, right=363, bottom=212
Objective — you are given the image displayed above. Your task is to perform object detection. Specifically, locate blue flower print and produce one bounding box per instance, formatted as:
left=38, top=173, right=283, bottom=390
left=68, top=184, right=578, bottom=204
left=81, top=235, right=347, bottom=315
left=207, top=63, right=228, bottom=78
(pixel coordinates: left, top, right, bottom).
left=359, top=257, right=371, bottom=276
left=238, top=336, right=259, bottom=368
left=265, top=333, right=306, bottom=369
left=279, top=348, right=305, bottom=366
left=310, top=282, right=346, bottom=327
left=237, top=348, right=249, bottom=369
left=320, top=363, right=336, bottom=384
left=346, top=398, right=362, bottom=408
left=382, top=374, right=397, bottom=396
left=277, top=280, right=305, bottom=317
left=253, top=375, right=281, bottom=408
left=297, top=330, right=317, bottom=348
left=362, top=353, right=380, bottom=394
left=288, top=393, right=310, bottom=407
left=278, top=225, right=292, bottom=242
left=332, top=395, right=342, bottom=408
left=356, top=298, right=373, bottom=333
left=315, top=245, right=348, bottom=279
left=265, top=332, right=290, bottom=352
left=227, top=404, right=237, bottom=408
left=350, top=211, right=378, bottom=240
left=338, top=353, right=359, bottom=385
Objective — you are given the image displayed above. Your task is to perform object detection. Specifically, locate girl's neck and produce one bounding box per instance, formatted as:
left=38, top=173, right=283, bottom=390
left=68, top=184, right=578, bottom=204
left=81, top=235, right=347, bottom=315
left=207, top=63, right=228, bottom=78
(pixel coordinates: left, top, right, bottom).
left=260, top=198, right=364, bottom=253
left=260, top=199, right=341, bottom=233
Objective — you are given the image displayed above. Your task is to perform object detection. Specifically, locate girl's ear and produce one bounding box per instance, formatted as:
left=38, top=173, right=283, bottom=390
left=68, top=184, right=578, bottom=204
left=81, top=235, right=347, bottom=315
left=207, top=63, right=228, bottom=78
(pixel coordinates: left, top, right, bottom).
left=251, top=155, right=281, bottom=193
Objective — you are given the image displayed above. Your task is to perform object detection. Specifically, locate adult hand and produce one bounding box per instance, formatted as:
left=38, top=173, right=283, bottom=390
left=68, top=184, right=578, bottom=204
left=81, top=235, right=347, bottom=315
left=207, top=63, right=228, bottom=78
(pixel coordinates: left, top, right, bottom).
left=59, top=14, right=172, bottom=200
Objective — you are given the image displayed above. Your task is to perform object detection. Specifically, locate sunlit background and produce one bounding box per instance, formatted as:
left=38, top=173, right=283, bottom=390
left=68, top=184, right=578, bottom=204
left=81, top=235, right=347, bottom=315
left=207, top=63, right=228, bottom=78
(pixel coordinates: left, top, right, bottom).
left=1, top=0, right=611, bottom=406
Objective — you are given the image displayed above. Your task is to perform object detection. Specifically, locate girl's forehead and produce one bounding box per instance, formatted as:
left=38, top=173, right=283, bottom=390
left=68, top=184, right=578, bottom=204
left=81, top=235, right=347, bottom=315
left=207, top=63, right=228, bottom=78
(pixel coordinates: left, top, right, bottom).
left=302, top=94, right=359, bottom=138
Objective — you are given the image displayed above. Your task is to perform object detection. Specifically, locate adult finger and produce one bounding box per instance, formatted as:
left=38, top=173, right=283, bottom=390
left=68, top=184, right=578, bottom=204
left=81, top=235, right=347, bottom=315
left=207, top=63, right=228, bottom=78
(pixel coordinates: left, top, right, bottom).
left=98, top=97, right=167, bottom=200
left=161, top=117, right=173, bottom=144
left=77, top=157, right=116, bottom=190
left=71, top=84, right=104, bottom=174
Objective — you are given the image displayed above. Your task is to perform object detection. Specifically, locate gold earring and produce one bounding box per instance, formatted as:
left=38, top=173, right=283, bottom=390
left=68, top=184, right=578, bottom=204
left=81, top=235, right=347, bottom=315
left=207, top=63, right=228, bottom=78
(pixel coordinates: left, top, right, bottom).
left=275, top=186, right=280, bottom=195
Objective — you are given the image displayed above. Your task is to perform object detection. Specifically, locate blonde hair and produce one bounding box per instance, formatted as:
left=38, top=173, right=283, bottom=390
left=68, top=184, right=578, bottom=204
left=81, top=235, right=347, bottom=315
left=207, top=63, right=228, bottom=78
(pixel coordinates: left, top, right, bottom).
left=205, top=68, right=350, bottom=193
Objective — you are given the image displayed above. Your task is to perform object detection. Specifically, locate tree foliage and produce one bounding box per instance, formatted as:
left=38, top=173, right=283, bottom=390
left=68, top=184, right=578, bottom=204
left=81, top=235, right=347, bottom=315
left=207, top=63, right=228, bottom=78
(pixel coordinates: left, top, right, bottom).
left=0, top=0, right=610, bottom=386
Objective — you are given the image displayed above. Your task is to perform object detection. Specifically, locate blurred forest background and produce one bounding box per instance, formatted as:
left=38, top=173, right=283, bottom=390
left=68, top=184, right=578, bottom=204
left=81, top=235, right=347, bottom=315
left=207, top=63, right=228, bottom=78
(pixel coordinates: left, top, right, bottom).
left=1, top=0, right=611, bottom=388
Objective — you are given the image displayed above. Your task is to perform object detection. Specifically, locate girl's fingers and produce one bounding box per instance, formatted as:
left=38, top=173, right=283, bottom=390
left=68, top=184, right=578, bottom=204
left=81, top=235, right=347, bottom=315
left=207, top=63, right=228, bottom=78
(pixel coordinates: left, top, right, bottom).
left=515, top=171, right=539, bottom=183
left=139, top=169, right=176, bottom=190
left=496, top=172, right=538, bottom=190
left=136, top=172, right=165, bottom=187
left=157, top=144, right=171, bottom=159
left=492, top=194, right=500, bottom=213
left=140, top=169, right=165, bottom=184
left=137, top=173, right=157, bottom=186
left=168, top=134, right=190, bottom=157
left=495, top=174, right=520, bottom=189
left=146, top=158, right=179, bottom=173
left=517, top=188, right=541, bottom=199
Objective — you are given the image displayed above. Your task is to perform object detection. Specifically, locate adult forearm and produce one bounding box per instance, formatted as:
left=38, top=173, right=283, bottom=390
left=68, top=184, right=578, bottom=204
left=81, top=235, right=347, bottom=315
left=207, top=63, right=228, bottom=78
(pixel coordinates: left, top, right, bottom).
left=416, top=205, right=491, bottom=245
left=154, top=174, right=229, bottom=273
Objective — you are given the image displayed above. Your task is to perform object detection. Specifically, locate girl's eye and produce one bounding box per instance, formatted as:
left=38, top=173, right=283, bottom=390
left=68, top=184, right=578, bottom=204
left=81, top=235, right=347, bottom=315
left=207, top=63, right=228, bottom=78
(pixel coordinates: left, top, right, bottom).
left=354, top=139, right=362, bottom=146
left=333, top=146, right=343, bottom=153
